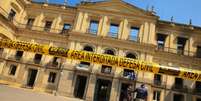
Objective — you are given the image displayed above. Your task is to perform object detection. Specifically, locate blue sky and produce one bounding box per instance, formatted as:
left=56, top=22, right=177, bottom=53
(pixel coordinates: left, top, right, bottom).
left=34, top=0, right=201, bottom=27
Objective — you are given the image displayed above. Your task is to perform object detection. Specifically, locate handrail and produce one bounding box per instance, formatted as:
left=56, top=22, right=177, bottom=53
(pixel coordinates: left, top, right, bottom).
left=156, top=46, right=200, bottom=58
left=0, top=7, right=71, bottom=35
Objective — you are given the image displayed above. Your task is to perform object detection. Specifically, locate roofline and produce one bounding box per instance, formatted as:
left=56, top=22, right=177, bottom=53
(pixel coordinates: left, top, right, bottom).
left=31, top=1, right=77, bottom=9
left=159, top=20, right=201, bottom=30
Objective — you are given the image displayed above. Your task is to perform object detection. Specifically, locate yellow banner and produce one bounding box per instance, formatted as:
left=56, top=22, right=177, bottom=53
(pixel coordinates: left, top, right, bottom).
left=0, top=39, right=201, bottom=81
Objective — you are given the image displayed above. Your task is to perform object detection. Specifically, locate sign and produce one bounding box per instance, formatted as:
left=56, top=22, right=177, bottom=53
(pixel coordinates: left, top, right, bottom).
left=0, top=39, right=201, bottom=81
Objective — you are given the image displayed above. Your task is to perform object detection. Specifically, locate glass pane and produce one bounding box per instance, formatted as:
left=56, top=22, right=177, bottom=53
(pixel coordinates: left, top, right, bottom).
left=130, top=27, right=139, bottom=41
left=63, top=23, right=71, bottom=30
left=89, top=21, right=98, bottom=34
left=109, top=24, right=118, bottom=37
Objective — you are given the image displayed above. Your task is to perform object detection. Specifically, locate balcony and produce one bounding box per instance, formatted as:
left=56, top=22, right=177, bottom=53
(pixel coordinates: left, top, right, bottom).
left=152, top=80, right=166, bottom=88
left=128, top=35, right=139, bottom=42
left=172, top=84, right=188, bottom=93
left=45, top=61, right=59, bottom=69
left=88, top=28, right=97, bottom=35
left=156, top=46, right=196, bottom=57
left=192, top=88, right=201, bottom=95
left=7, top=55, right=23, bottom=61
left=33, top=59, right=41, bottom=64
left=108, top=32, right=118, bottom=38
left=75, top=62, right=91, bottom=72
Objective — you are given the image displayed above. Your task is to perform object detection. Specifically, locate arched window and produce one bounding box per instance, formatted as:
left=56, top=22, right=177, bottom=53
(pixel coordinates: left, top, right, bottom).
left=104, top=48, right=115, bottom=55
left=101, top=48, right=115, bottom=74
left=83, top=45, right=94, bottom=52
left=79, top=45, right=94, bottom=67
left=126, top=53, right=137, bottom=59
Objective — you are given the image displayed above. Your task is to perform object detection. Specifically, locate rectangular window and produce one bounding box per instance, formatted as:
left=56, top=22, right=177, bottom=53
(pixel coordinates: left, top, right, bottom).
left=153, top=91, right=161, bottom=101
left=109, top=23, right=119, bottom=38
left=129, top=27, right=139, bottom=41
left=196, top=46, right=201, bottom=58
left=61, top=23, right=71, bottom=34
left=9, top=65, right=17, bottom=75
left=8, top=9, right=16, bottom=21
left=89, top=20, right=99, bottom=34
left=44, top=21, right=52, bottom=32
left=174, top=78, right=183, bottom=89
left=0, top=48, right=4, bottom=57
left=15, top=51, right=23, bottom=60
left=195, top=81, right=201, bottom=93
left=48, top=72, right=57, bottom=83
left=157, top=34, right=167, bottom=50
left=123, top=69, right=135, bottom=80
left=177, top=37, right=187, bottom=55
left=26, top=18, right=35, bottom=29
left=52, top=57, right=58, bottom=66
left=154, top=74, right=162, bottom=85
left=34, top=54, right=42, bottom=64
left=173, top=94, right=184, bottom=101
left=101, top=65, right=112, bottom=74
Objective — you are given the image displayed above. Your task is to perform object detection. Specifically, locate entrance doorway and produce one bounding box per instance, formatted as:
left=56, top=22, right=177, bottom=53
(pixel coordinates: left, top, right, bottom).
left=119, top=83, right=131, bottom=101
left=94, top=79, right=112, bottom=101
left=74, top=75, right=87, bottom=99
left=27, top=69, right=38, bottom=87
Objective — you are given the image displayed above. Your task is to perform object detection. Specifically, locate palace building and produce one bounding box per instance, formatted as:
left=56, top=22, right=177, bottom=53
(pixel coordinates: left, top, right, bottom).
left=1, top=0, right=201, bottom=101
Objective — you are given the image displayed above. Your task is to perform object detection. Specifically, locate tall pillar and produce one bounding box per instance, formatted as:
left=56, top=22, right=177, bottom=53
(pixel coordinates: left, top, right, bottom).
left=85, top=74, right=96, bottom=101
left=109, top=78, right=119, bottom=101
left=34, top=68, right=45, bottom=91
left=149, top=22, right=156, bottom=45
left=57, top=70, right=75, bottom=97
left=138, top=24, right=144, bottom=43
left=120, top=19, right=129, bottom=40
left=100, top=16, right=109, bottom=37
left=169, top=34, right=177, bottom=53
left=188, top=37, right=196, bottom=56
left=81, top=12, right=89, bottom=33
left=73, top=12, right=84, bottom=31
left=142, top=22, right=149, bottom=43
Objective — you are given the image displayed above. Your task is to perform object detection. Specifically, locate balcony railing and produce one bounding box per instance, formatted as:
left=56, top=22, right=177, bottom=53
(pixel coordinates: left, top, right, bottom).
left=156, top=46, right=198, bottom=58
left=33, top=59, right=41, bottom=64
left=128, top=35, right=139, bottom=42
left=172, top=84, right=188, bottom=92
left=88, top=28, right=97, bottom=35
left=45, top=61, right=59, bottom=69
left=7, top=55, right=22, bottom=61
left=108, top=32, right=118, bottom=38
left=0, top=8, right=71, bottom=35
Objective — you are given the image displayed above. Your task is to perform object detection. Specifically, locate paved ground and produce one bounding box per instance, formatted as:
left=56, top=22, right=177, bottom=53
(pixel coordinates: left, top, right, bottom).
left=0, top=84, right=84, bottom=101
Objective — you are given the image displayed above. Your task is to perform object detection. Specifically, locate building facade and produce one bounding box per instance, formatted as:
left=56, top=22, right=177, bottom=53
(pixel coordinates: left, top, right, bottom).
left=0, top=0, right=201, bottom=101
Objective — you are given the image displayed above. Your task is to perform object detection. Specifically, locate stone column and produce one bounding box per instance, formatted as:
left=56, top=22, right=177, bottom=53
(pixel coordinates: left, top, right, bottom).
left=34, top=68, right=45, bottom=91
left=169, top=33, right=177, bottom=53
left=138, top=24, right=144, bottom=43
left=109, top=79, right=119, bottom=101
left=57, top=69, right=75, bottom=97
left=100, top=16, right=109, bottom=37
left=73, top=12, right=84, bottom=32
left=81, top=12, right=89, bottom=33
left=149, top=22, right=156, bottom=45
left=120, top=19, right=129, bottom=40
left=142, top=22, right=149, bottom=43
left=85, top=74, right=96, bottom=101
